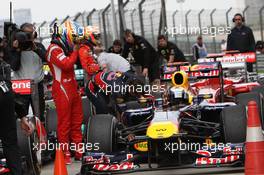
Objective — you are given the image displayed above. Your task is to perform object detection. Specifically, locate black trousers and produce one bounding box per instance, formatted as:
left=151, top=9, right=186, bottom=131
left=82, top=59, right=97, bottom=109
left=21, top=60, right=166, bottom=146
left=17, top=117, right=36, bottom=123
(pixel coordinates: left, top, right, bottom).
left=247, top=62, right=253, bottom=72
left=85, top=84, right=109, bottom=114
left=0, top=90, right=22, bottom=175
left=14, top=82, right=45, bottom=122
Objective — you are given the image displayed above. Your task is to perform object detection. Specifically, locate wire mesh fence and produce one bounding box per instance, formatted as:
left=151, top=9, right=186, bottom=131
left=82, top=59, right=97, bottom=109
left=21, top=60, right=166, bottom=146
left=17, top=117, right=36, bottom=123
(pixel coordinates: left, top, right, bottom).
left=35, top=0, right=264, bottom=55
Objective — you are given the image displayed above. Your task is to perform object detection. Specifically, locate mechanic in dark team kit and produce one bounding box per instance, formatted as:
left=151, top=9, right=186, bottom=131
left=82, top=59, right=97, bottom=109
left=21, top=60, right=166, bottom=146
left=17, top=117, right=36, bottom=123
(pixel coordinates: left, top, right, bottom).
left=157, top=35, right=186, bottom=64
left=122, top=30, right=160, bottom=83
left=227, top=13, right=256, bottom=72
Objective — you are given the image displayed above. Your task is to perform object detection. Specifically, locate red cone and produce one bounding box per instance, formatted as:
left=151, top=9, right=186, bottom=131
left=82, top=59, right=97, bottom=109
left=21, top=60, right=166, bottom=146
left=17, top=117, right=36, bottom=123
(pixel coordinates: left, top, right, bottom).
left=245, top=101, right=264, bottom=175
left=54, top=148, right=68, bottom=175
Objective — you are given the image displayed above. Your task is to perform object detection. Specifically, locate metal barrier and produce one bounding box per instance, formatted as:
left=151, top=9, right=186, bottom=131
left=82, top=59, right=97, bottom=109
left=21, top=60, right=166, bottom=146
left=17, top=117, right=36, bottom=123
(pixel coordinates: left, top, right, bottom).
left=34, top=1, right=264, bottom=54
left=256, top=54, right=264, bottom=73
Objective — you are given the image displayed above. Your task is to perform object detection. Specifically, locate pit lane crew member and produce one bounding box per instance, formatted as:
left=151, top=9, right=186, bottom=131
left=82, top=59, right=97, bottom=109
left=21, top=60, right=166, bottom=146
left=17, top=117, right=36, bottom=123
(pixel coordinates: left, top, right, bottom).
left=122, top=29, right=160, bottom=83
left=157, top=35, right=186, bottom=64
left=227, top=13, right=256, bottom=72
left=108, top=39, right=123, bottom=55
left=46, top=21, right=84, bottom=164
left=0, top=50, right=33, bottom=175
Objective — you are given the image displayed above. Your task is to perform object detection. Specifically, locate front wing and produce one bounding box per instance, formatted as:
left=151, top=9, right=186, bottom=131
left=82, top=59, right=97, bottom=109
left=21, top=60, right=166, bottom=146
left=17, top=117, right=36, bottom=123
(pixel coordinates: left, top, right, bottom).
left=81, top=143, right=244, bottom=174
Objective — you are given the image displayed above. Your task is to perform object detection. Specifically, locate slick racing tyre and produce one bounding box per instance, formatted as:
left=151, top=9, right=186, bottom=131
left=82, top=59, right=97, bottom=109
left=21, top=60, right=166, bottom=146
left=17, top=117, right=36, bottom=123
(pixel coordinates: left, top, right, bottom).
left=17, top=117, right=41, bottom=175
left=86, top=114, right=118, bottom=153
left=236, top=92, right=264, bottom=130
left=220, top=104, right=247, bottom=143
left=45, top=107, right=57, bottom=133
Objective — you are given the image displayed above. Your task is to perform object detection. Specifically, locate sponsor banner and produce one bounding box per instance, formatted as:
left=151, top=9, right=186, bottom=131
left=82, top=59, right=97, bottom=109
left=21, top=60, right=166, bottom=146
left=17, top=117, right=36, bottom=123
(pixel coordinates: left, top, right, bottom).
left=11, top=79, right=31, bottom=95
left=199, top=52, right=256, bottom=65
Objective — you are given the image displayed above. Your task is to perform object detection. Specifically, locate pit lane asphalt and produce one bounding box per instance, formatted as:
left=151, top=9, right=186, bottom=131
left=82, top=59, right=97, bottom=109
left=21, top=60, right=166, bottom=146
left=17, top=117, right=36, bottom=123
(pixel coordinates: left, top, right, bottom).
left=42, top=161, right=244, bottom=175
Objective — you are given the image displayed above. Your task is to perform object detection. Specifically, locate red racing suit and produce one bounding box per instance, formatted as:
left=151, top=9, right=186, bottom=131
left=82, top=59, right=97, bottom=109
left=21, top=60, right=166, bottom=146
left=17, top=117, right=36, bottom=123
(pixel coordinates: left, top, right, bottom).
left=46, top=43, right=83, bottom=150
left=79, top=44, right=100, bottom=76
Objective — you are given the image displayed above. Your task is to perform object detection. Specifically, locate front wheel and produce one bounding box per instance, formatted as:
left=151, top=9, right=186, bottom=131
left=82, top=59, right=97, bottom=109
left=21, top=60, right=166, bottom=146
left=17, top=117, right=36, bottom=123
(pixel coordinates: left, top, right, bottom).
left=17, top=117, right=41, bottom=175
left=85, top=114, right=118, bottom=153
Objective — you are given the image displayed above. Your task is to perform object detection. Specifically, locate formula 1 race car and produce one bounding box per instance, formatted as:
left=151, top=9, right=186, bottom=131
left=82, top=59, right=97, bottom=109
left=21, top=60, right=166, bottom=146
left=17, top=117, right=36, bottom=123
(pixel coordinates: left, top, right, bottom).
left=80, top=57, right=263, bottom=174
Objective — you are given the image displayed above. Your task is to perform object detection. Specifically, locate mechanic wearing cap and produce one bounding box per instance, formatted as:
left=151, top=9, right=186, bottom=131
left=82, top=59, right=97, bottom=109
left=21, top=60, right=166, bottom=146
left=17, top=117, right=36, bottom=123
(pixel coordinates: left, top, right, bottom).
left=122, top=30, right=160, bottom=84
left=227, top=13, right=255, bottom=72
left=157, top=35, right=186, bottom=64
left=0, top=44, right=33, bottom=174
left=46, top=21, right=84, bottom=164
left=108, top=39, right=123, bottom=55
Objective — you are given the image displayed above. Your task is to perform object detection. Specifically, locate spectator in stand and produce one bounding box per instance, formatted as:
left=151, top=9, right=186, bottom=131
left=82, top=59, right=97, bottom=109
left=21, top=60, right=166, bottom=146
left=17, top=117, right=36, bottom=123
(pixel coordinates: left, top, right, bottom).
left=227, top=13, right=255, bottom=72
left=108, top=39, right=123, bottom=55
left=192, top=35, right=207, bottom=61
left=157, top=35, right=186, bottom=65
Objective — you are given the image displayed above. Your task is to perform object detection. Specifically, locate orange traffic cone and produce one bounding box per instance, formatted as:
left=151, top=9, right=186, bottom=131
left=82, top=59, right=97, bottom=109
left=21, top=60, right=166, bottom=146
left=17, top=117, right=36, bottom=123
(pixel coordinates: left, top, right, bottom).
left=54, top=148, right=68, bottom=175
left=245, top=101, right=264, bottom=175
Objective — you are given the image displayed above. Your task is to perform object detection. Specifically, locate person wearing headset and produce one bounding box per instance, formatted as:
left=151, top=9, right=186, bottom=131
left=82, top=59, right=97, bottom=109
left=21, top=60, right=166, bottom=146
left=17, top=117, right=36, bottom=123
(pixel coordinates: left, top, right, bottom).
left=46, top=21, right=84, bottom=164
left=227, top=13, right=255, bottom=72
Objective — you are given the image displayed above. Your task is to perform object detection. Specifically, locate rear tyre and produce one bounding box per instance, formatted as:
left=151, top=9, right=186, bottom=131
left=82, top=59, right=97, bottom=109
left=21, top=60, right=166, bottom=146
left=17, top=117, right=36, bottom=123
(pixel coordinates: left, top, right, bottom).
left=45, top=107, right=57, bottom=133
left=17, top=117, right=41, bottom=175
left=220, top=105, right=247, bottom=143
left=236, top=92, right=264, bottom=130
left=86, top=114, right=118, bottom=153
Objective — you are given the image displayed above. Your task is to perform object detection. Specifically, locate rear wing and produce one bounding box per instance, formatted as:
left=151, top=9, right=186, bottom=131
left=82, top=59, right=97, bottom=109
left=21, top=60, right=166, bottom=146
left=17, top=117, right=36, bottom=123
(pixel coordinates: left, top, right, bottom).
left=198, top=52, right=256, bottom=69
left=161, top=62, right=222, bottom=81
left=161, top=62, right=190, bottom=81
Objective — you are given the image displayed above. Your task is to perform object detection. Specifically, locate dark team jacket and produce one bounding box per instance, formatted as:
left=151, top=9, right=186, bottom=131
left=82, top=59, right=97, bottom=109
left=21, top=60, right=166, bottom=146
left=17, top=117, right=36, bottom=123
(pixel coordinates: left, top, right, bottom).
left=157, top=41, right=186, bottom=62
left=122, top=35, right=158, bottom=69
left=227, top=25, right=255, bottom=53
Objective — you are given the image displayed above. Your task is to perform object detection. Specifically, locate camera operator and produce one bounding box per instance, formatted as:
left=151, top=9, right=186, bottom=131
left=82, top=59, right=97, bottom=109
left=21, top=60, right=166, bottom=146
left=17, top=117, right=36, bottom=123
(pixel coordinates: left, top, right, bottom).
left=8, top=23, right=46, bottom=122
left=0, top=41, right=33, bottom=175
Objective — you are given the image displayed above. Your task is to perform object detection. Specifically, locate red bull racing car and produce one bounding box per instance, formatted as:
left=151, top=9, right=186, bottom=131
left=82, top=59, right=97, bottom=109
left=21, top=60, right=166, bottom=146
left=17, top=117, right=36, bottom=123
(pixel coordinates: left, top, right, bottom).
left=80, top=52, right=263, bottom=174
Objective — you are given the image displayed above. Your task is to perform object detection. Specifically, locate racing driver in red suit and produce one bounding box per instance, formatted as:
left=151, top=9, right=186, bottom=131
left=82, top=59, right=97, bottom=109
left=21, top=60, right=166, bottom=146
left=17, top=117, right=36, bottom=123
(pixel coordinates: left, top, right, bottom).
left=46, top=21, right=84, bottom=164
